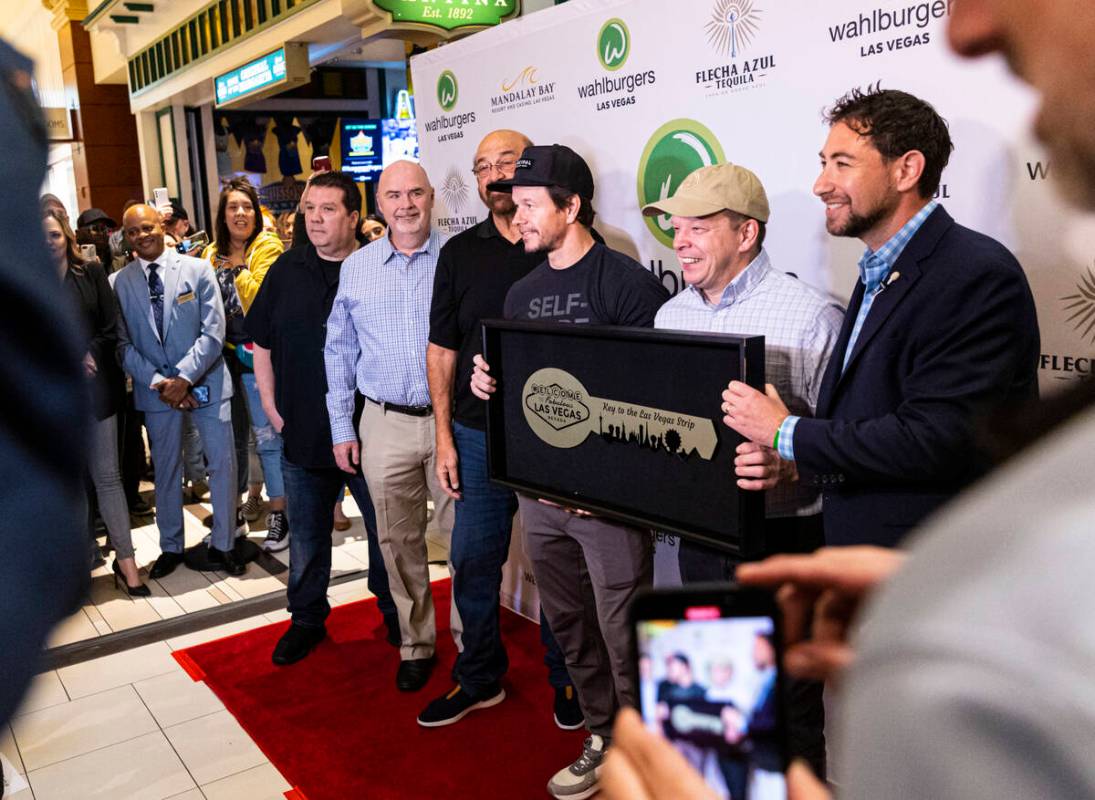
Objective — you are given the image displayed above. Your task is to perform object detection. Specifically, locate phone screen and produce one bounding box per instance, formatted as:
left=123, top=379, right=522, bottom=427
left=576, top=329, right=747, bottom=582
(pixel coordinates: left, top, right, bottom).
left=634, top=592, right=787, bottom=800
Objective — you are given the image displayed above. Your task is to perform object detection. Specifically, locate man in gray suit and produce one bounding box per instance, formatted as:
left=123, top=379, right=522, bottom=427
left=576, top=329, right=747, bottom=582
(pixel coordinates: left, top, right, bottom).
left=114, top=204, right=245, bottom=577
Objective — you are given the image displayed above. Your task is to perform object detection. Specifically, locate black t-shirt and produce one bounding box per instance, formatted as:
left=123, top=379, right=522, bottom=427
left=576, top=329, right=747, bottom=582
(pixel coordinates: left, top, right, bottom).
left=504, top=241, right=669, bottom=326
left=245, top=244, right=347, bottom=469
left=429, top=216, right=543, bottom=430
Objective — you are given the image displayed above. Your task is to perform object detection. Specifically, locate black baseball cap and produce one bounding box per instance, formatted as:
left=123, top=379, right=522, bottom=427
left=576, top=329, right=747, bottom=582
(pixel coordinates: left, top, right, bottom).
left=487, top=144, right=595, bottom=199
left=76, top=208, right=117, bottom=229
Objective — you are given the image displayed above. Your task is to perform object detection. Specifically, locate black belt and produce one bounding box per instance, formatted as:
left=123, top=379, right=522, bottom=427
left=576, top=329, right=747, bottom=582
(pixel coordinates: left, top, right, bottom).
left=365, top=396, right=433, bottom=417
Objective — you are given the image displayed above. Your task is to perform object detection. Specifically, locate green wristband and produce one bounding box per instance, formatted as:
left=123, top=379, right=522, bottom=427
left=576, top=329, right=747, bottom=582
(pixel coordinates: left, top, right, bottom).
left=773, top=428, right=780, bottom=451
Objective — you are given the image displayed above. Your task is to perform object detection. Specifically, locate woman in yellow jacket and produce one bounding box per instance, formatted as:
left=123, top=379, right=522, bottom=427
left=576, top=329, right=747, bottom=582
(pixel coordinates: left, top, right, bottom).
left=200, top=178, right=289, bottom=552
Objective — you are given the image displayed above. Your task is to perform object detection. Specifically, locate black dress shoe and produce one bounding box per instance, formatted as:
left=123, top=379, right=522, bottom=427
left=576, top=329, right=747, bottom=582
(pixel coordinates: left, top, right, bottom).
left=272, top=623, right=326, bottom=666
left=149, top=551, right=184, bottom=579
left=396, top=656, right=436, bottom=692
left=207, top=546, right=246, bottom=576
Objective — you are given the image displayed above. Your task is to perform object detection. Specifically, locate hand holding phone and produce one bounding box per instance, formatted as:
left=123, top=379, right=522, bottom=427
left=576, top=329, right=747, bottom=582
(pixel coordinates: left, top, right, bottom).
left=312, top=156, right=332, bottom=173
left=152, top=187, right=171, bottom=216
left=630, top=585, right=789, bottom=800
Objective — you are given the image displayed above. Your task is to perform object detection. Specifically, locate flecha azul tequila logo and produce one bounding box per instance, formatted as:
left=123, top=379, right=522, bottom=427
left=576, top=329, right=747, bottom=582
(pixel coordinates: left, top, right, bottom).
left=491, top=65, right=556, bottom=114
left=522, top=368, right=718, bottom=459
left=423, top=69, right=476, bottom=143
left=435, top=167, right=479, bottom=234
left=637, top=119, right=726, bottom=249
left=696, top=0, right=775, bottom=95
left=1062, top=265, right=1095, bottom=345
left=827, top=1, right=952, bottom=58
left=1041, top=264, right=1095, bottom=382
left=577, top=17, right=656, bottom=112
left=705, top=0, right=760, bottom=58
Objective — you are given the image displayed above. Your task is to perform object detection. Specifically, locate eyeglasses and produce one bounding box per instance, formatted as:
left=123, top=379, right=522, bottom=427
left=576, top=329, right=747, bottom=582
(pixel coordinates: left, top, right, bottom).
left=471, top=158, right=518, bottom=178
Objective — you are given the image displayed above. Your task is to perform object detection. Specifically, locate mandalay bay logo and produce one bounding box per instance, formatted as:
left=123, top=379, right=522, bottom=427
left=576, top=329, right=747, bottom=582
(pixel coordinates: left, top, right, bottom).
left=597, top=18, right=630, bottom=71
left=705, top=0, right=761, bottom=58
left=637, top=119, right=726, bottom=248
left=437, top=70, right=458, bottom=112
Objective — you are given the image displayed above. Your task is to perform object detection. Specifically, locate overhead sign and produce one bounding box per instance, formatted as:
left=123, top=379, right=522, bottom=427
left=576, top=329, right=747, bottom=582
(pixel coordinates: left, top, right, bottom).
left=214, top=43, right=310, bottom=108
left=372, top=0, right=519, bottom=32
left=42, top=107, right=75, bottom=141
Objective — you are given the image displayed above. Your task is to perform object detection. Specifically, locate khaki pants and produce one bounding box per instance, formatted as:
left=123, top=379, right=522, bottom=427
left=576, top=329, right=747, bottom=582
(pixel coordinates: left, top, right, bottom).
left=359, top=402, right=457, bottom=660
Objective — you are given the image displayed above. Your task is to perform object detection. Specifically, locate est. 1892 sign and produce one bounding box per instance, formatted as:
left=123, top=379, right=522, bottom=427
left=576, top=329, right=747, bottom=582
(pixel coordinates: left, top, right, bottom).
left=372, top=0, right=520, bottom=32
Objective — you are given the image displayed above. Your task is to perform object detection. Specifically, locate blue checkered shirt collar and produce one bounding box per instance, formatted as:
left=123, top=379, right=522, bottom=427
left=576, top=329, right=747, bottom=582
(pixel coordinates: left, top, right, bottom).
left=378, top=229, right=441, bottom=265
left=857, top=201, right=938, bottom=294
left=686, top=249, right=772, bottom=309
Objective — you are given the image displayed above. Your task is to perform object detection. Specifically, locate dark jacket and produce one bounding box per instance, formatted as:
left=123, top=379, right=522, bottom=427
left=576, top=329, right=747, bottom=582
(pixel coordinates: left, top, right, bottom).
left=64, top=259, right=125, bottom=420
left=794, top=206, right=1040, bottom=547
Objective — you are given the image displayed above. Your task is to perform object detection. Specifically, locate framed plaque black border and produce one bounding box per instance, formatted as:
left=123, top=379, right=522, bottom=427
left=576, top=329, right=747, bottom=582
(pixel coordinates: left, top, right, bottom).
left=482, top=320, right=767, bottom=557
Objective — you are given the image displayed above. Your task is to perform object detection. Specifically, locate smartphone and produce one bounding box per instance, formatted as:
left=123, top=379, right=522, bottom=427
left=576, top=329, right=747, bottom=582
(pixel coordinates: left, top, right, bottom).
left=79, top=244, right=97, bottom=262
left=152, top=187, right=170, bottom=211
left=312, top=155, right=332, bottom=173
left=191, top=384, right=210, bottom=406
left=631, top=585, right=788, bottom=800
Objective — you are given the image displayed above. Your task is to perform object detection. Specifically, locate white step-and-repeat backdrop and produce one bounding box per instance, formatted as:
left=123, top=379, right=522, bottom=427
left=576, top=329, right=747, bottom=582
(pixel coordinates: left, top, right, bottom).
left=411, top=0, right=1095, bottom=618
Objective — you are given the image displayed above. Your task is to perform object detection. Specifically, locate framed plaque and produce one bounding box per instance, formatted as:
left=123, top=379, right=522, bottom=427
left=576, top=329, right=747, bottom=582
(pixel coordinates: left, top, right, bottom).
left=482, top=320, right=766, bottom=557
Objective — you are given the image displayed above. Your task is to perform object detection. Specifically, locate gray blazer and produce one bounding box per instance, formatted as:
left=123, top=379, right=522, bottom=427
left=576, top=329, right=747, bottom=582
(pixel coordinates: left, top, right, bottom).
left=114, top=247, right=232, bottom=413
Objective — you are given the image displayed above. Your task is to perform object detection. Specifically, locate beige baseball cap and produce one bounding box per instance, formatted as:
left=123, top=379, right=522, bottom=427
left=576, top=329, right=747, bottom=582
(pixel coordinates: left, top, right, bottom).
left=641, top=162, right=770, bottom=222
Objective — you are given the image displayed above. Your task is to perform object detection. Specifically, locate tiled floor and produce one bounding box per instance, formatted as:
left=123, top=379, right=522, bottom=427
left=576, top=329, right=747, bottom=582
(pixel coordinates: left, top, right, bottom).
left=63, top=490, right=446, bottom=648
left=2, top=491, right=450, bottom=799
left=2, top=561, right=454, bottom=800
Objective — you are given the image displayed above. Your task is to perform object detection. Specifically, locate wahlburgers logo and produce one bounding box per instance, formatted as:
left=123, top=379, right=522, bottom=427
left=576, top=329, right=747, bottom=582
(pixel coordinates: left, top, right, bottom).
left=637, top=119, right=726, bottom=248
left=437, top=70, right=458, bottom=112
left=598, top=19, right=630, bottom=70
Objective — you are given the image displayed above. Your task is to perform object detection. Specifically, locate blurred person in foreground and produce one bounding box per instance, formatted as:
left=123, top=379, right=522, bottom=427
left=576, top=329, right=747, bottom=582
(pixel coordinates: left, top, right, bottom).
left=603, top=2, right=1095, bottom=797
left=0, top=37, right=88, bottom=730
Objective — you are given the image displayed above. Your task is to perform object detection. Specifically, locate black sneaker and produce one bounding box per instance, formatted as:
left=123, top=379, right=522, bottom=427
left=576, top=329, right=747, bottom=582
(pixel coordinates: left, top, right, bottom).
left=263, top=510, right=290, bottom=552
left=554, top=685, right=584, bottom=730
left=272, top=623, right=326, bottom=666
left=417, top=684, right=505, bottom=727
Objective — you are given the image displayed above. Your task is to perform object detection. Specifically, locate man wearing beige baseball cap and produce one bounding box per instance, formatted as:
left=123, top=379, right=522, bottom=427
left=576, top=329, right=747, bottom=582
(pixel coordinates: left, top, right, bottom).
left=643, top=161, right=843, bottom=777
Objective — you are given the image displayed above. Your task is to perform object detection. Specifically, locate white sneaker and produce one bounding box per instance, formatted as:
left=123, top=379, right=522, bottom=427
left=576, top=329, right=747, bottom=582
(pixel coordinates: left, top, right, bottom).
left=547, top=735, right=606, bottom=800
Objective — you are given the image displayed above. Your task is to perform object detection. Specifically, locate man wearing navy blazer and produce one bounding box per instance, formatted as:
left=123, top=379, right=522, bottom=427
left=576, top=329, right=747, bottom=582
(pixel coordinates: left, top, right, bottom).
left=114, top=204, right=245, bottom=577
left=723, top=88, right=1040, bottom=548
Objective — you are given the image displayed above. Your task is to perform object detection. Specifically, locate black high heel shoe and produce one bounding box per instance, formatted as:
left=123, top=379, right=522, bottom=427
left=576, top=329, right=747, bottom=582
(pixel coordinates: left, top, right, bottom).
left=112, top=560, right=152, bottom=597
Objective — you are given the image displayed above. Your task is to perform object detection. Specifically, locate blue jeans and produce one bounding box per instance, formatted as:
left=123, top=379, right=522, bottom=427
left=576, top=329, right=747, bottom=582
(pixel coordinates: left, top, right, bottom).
left=450, top=423, right=571, bottom=696
left=281, top=457, right=395, bottom=629
left=241, top=372, right=284, bottom=499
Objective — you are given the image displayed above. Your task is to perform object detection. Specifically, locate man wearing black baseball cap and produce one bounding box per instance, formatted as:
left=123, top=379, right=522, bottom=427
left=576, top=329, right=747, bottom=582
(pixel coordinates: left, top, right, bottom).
left=76, top=208, right=117, bottom=231
left=470, top=143, right=668, bottom=800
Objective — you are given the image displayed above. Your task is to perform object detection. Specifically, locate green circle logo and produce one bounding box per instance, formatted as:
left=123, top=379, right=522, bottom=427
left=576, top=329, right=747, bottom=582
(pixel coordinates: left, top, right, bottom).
left=597, top=18, right=630, bottom=71
left=437, top=70, right=458, bottom=112
left=637, top=119, right=727, bottom=248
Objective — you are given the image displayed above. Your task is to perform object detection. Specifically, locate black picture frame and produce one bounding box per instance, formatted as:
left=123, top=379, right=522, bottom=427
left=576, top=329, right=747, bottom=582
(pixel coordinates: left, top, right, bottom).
left=482, top=320, right=766, bottom=557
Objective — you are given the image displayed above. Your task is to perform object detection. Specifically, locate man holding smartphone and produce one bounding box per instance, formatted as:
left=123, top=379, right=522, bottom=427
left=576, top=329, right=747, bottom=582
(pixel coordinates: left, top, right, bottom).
left=114, top=204, right=245, bottom=577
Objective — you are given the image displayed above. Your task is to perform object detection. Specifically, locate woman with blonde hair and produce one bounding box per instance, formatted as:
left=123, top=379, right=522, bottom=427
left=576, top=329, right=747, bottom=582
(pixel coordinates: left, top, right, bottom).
left=201, top=178, right=290, bottom=551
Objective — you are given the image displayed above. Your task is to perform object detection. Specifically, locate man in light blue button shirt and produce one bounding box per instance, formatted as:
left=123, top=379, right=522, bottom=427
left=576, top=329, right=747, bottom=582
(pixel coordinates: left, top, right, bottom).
left=324, top=160, right=457, bottom=692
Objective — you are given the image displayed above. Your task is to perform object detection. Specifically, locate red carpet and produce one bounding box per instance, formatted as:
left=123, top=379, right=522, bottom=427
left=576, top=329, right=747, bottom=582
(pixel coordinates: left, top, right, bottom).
left=175, top=581, right=586, bottom=800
